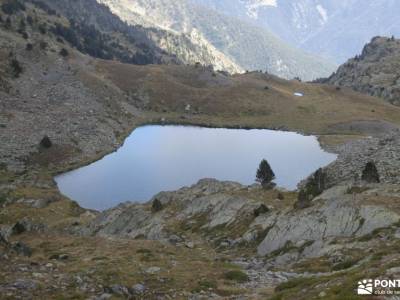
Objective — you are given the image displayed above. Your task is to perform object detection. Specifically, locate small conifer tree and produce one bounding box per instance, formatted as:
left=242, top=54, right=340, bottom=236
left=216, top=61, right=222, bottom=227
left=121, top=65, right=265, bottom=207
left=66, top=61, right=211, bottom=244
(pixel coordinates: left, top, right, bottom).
left=256, top=159, right=275, bottom=189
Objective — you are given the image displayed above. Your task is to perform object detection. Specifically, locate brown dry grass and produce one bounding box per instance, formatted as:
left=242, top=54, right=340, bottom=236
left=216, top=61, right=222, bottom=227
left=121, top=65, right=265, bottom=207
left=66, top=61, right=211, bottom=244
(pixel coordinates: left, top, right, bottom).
left=1, top=232, right=247, bottom=299
left=96, top=62, right=400, bottom=138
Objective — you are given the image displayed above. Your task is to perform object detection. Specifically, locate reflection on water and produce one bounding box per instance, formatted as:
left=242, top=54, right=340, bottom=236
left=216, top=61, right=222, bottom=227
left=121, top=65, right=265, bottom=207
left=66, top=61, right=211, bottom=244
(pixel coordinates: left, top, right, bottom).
left=55, top=126, right=337, bottom=210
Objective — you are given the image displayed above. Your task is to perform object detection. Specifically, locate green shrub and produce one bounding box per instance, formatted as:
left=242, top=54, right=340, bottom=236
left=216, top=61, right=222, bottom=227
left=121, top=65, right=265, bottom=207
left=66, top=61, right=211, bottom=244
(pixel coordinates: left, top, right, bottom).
left=346, top=186, right=369, bottom=194
left=295, top=168, right=327, bottom=209
left=224, top=270, right=249, bottom=283
left=192, top=279, right=217, bottom=292
left=136, top=248, right=152, bottom=254
left=4, top=16, right=11, bottom=29
left=59, top=48, right=69, bottom=57
left=331, top=259, right=358, bottom=271
left=1, top=1, right=25, bottom=15
left=0, top=192, right=7, bottom=205
left=10, top=58, right=22, bottom=78
left=26, top=15, right=33, bottom=26
left=275, top=277, right=314, bottom=292
left=151, top=198, right=163, bottom=212
left=38, top=24, right=47, bottom=34
left=256, top=159, right=275, bottom=189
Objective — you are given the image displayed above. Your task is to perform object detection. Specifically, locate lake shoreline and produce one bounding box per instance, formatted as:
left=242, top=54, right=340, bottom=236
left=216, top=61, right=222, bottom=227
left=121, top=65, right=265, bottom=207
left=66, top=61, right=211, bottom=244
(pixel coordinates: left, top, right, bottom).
left=55, top=125, right=337, bottom=210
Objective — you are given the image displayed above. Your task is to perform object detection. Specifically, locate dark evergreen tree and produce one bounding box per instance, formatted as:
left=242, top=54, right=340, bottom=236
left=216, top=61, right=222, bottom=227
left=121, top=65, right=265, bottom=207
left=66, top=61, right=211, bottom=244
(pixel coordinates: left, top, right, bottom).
left=151, top=198, right=163, bottom=213
left=256, top=159, right=275, bottom=188
left=26, top=15, right=33, bottom=26
left=59, top=48, right=69, bottom=57
left=40, top=136, right=52, bottom=148
left=5, top=17, right=11, bottom=29
left=294, top=168, right=327, bottom=209
left=361, top=161, right=380, bottom=183
left=38, top=24, right=47, bottom=34
left=10, top=59, right=22, bottom=78
left=1, top=1, right=25, bottom=15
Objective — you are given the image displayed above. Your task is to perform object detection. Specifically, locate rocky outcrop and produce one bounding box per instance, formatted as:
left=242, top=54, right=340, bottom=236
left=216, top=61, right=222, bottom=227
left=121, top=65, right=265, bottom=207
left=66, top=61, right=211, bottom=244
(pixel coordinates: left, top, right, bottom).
left=256, top=186, right=400, bottom=256
left=85, top=175, right=400, bottom=266
left=84, top=202, right=164, bottom=239
left=322, top=130, right=400, bottom=188
left=322, top=36, right=400, bottom=105
left=85, top=179, right=263, bottom=239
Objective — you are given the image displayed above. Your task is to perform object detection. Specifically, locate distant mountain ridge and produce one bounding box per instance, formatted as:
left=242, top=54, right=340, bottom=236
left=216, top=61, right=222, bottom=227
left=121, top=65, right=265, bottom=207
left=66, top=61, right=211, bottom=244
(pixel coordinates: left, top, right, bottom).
left=96, top=0, right=243, bottom=73
left=98, top=0, right=336, bottom=80
left=196, top=0, right=400, bottom=64
left=322, top=36, right=400, bottom=106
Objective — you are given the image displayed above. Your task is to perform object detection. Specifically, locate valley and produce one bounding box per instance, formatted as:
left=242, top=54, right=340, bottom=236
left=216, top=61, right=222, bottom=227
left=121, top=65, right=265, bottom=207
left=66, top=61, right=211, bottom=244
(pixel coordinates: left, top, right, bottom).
left=195, top=0, right=400, bottom=64
left=98, top=0, right=336, bottom=80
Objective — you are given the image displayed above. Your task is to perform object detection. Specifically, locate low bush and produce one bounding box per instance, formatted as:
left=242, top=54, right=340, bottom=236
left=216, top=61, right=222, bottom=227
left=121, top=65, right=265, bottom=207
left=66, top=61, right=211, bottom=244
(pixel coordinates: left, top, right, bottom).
left=224, top=270, right=249, bottom=283
left=1, top=1, right=25, bottom=15
left=10, top=58, right=22, bottom=78
left=192, top=279, right=217, bottom=292
left=331, top=258, right=359, bottom=271
left=59, top=48, right=69, bottom=57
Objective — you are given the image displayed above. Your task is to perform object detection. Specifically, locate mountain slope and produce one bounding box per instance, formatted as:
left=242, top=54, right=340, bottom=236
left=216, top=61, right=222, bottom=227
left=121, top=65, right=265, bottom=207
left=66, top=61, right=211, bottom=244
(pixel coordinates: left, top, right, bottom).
left=99, top=0, right=336, bottom=80
left=10, top=0, right=243, bottom=72
left=196, top=0, right=400, bottom=64
left=322, top=37, right=400, bottom=106
left=25, top=0, right=182, bottom=65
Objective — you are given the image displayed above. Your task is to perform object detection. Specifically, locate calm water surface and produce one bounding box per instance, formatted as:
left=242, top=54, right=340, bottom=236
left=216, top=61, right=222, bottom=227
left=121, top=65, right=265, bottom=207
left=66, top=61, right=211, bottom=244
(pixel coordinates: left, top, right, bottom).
left=55, top=126, right=337, bottom=210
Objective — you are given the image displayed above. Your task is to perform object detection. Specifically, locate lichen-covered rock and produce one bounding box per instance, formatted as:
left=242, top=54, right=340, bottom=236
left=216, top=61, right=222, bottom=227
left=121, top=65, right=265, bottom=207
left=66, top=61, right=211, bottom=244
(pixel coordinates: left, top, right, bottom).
left=322, top=131, right=400, bottom=187
left=323, top=36, right=400, bottom=105
left=256, top=186, right=400, bottom=256
left=85, top=203, right=166, bottom=239
left=85, top=179, right=262, bottom=238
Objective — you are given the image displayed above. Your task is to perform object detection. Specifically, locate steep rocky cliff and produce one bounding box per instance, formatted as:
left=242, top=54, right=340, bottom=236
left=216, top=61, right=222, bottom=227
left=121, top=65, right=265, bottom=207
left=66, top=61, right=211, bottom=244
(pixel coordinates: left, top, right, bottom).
left=323, top=36, right=400, bottom=105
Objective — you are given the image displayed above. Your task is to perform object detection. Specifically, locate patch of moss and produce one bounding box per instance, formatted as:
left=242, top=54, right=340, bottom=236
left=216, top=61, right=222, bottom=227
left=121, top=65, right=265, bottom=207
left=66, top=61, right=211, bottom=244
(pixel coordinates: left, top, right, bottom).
left=346, top=186, right=370, bottom=194
left=331, top=258, right=359, bottom=271
left=357, top=227, right=385, bottom=242
left=192, top=279, right=217, bottom=292
left=224, top=270, right=249, bottom=283
left=268, top=241, right=298, bottom=258
left=221, top=262, right=242, bottom=270
left=254, top=225, right=274, bottom=244
left=293, top=257, right=332, bottom=273
left=137, top=248, right=157, bottom=262
left=136, top=248, right=152, bottom=254
left=0, top=193, right=7, bottom=205
left=326, top=285, right=363, bottom=300
left=275, top=277, right=317, bottom=292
